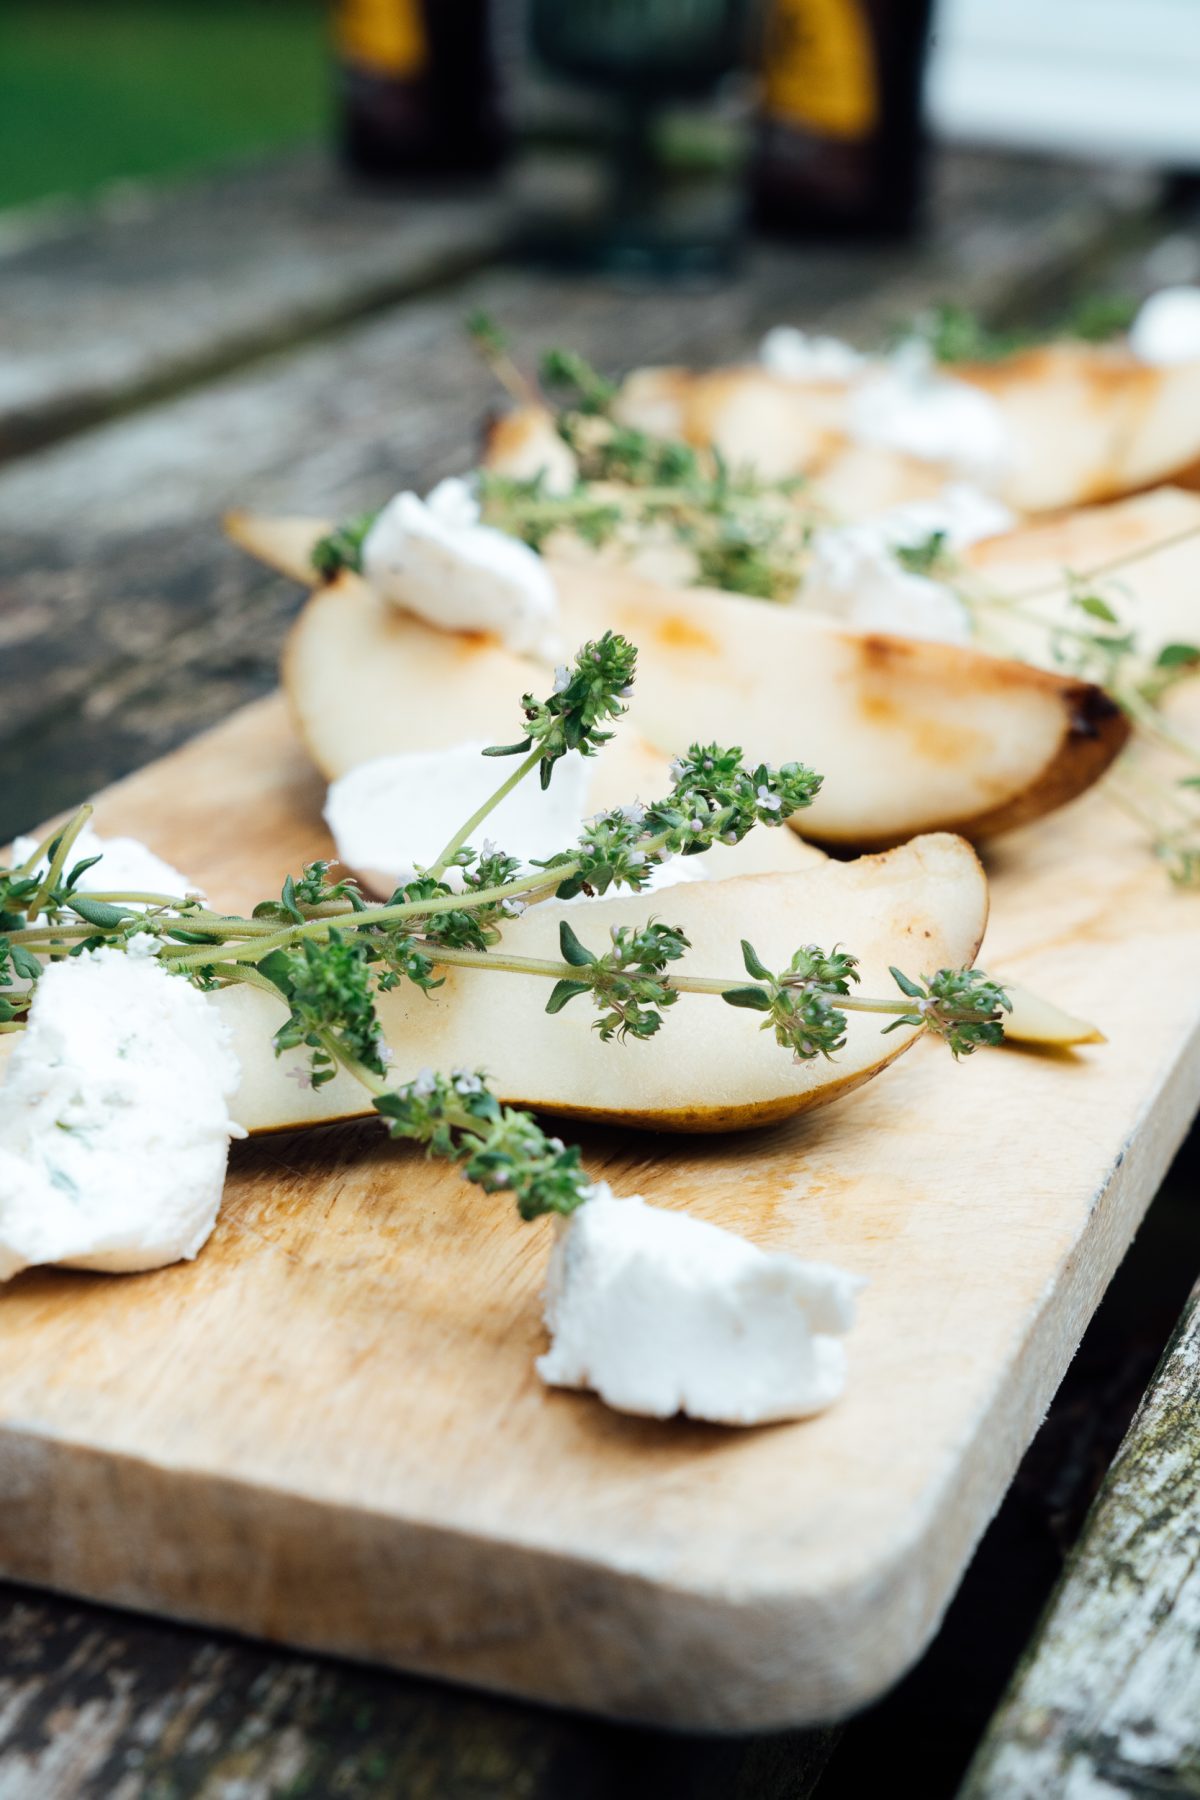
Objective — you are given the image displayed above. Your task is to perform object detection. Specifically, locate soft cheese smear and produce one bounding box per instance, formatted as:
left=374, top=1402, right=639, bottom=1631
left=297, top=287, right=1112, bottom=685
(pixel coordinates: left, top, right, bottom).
left=0, top=945, right=242, bottom=1281
left=325, top=742, right=710, bottom=901
left=361, top=476, right=559, bottom=655
left=538, top=1187, right=862, bottom=1425
left=803, top=484, right=1012, bottom=644
left=325, top=742, right=592, bottom=896
left=1128, top=286, right=1200, bottom=365
left=10, top=823, right=200, bottom=905
left=759, top=325, right=866, bottom=383
left=849, top=341, right=1014, bottom=486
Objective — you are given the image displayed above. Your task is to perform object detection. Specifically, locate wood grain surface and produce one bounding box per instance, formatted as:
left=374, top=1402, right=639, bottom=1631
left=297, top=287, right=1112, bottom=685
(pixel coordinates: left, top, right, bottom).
left=959, top=1280, right=1200, bottom=1799
left=0, top=151, right=510, bottom=462
left=1, top=690, right=1198, bottom=1729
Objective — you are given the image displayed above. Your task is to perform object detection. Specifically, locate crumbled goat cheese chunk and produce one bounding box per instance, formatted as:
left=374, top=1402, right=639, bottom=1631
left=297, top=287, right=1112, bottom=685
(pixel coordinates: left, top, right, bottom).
left=848, top=341, right=1014, bottom=485
left=0, top=948, right=242, bottom=1281
left=361, top=476, right=559, bottom=655
left=538, top=1187, right=862, bottom=1424
left=10, top=823, right=201, bottom=905
left=759, top=326, right=866, bottom=383
left=802, top=483, right=1012, bottom=645
left=1129, top=286, right=1200, bottom=365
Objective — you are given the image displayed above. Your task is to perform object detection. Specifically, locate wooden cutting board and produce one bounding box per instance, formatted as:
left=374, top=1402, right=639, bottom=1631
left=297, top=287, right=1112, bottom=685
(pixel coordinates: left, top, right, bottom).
left=1, top=692, right=1197, bottom=1732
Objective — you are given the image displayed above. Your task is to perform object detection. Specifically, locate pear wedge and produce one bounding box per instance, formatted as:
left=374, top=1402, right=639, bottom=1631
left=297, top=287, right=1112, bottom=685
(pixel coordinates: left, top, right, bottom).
left=548, top=561, right=1128, bottom=847
left=0, top=844, right=980, bottom=1130
left=1000, top=984, right=1104, bottom=1049
left=225, top=511, right=820, bottom=879
left=172, top=838, right=989, bottom=1134
left=608, top=345, right=1200, bottom=514
left=228, top=512, right=1128, bottom=849
left=964, top=485, right=1200, bottom=669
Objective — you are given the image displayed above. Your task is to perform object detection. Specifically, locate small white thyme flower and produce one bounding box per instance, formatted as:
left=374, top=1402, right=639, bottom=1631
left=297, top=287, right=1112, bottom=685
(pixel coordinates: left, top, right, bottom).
left=412, top=1068, right=437, bottom=1098
left=553, top=664, right=571, bottom=694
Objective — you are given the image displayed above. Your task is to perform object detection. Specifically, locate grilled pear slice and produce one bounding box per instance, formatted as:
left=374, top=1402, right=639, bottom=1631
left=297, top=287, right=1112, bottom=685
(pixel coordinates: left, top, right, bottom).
left=549, top=560, right=1127, bottom=847
left=187, top=837, right=990, bottom=1135
left=226, top=512, right=1128, bottom=850
left=608, top=344, right=1200, bottom=515
left=226, top=512, right=824, bottom=883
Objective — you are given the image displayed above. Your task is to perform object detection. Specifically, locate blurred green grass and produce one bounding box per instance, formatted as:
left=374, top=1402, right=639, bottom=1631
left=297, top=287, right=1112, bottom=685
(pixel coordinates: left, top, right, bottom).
left=0, top=1, right=328, bottom=212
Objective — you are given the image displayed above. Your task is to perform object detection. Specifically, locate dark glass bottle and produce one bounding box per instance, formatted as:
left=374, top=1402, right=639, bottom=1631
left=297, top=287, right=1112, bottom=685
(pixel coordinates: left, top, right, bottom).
left=334, top=0, right=506, bottom=178
left=750, top=0, right=934, bottom=238
left=525, top=0, right=747, bottom=275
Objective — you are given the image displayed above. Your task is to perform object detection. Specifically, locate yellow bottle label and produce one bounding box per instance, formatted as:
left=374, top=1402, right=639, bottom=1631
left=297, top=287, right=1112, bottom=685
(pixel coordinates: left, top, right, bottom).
left=763, top=0, right=878, bottom=141
left=335, top=0, right=427, bottom=79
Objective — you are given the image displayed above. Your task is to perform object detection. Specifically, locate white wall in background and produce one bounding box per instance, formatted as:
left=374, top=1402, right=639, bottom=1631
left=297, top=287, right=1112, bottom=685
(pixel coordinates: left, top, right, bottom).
left=927, top=0, right=1200, bottom=167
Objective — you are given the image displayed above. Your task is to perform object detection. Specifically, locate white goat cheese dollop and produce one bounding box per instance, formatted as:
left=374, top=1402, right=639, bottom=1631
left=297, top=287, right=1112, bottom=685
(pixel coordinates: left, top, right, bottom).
left=0, top=946, right=242, bottom=1281
left=849, top=341, right=1014, bottom=486
left=325, top=743, right=709, bottom=902
left=325, top=742, right=592, bottom=896
left=10, top=824, right=200, bottom=905
left=1128, top=286, right=1200, bottom=365
left=538, top=1187, right=863, bottom=1425
left=759, top=326, right=866, bottom=383
left=361, top=476, right=558, bottom=656
left=804, top=484, right=1012, bottom=645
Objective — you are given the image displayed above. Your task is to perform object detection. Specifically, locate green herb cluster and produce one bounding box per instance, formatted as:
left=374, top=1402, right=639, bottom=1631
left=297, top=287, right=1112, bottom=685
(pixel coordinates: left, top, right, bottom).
left=2, top=633, right=1005, bottom=1220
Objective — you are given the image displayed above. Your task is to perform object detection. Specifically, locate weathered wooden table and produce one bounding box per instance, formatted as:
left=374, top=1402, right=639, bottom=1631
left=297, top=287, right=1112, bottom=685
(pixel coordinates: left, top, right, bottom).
left=2, top=145, right=1199, bottom=1798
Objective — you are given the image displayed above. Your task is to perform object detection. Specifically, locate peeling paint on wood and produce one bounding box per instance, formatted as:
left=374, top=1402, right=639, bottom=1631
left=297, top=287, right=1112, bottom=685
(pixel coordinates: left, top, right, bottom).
left=0, top=1588, right=837, bottom=1799
left=960, top=1282, right=1200, bottom=1799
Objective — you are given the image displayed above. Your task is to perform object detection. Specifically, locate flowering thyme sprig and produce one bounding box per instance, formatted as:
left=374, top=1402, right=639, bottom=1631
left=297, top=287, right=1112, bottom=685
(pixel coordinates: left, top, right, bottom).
left=541, top=743, right=823, bottom=900
left=260, top=931, right=389, bottom=1087
left=721, top=943, right=1008, bottom=1061
left=484, top=631, right=638, bottom=788
left=548, top=918, right=690, bottom=1041
left=882, top=966, right=1011, bottom=1057
left=374, top=1068, right=592, bottom=1220
left=722, top=940, right=859, bottom=1061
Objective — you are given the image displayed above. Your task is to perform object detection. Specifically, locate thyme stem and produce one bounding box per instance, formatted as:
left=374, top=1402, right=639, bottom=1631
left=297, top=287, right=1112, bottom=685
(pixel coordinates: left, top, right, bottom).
left=24, top=806, right=93, bottom=922
left=427, top=745, right=542, bottom=880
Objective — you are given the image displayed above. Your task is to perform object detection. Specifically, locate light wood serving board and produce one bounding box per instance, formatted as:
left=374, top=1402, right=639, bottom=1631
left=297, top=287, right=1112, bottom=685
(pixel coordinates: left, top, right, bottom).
left=1, top=692, right=1197, bottom=1732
